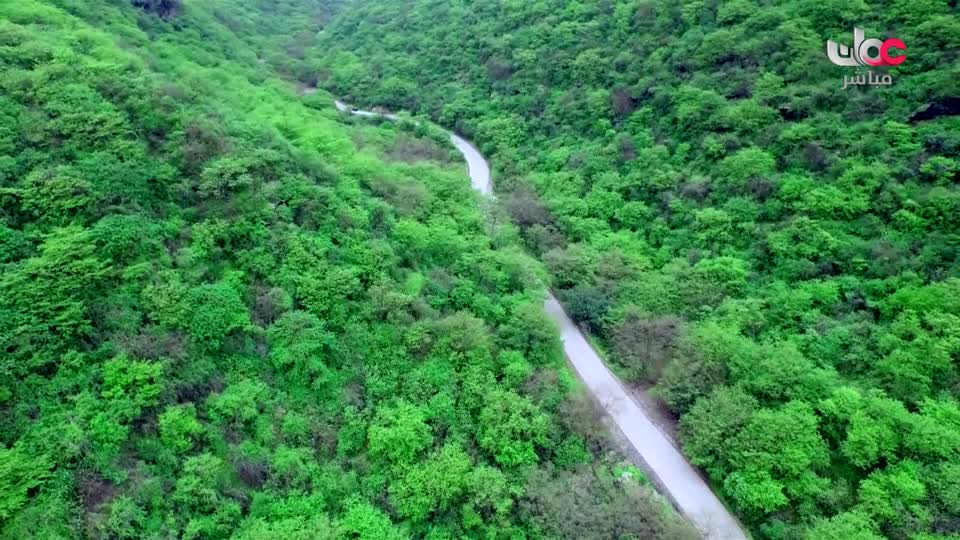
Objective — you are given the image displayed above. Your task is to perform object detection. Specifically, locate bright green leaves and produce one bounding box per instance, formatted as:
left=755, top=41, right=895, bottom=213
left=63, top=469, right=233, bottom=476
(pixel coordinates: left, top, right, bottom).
left=20, top=165, right=94, bottom=223
left=173, top=453, right=243, bottom=537
left=207, top=379, right=269, bottom=428
left=101, top=354, right=163, bottom=422
left=681, top=385, right=758, bottom=481
left=766, top=217, right=841, bottom=280
left=186, top=282, right=252, bottom=346
left=804, top=511, right=884, bottom=540
left=882, top=278, right=960, bottom=317
left=731, top=401, right=829, bottom=478
left=144, top=275, right=252, bottom=350
left=0, top=447, right=52, bottom=520
left=477, top=389, right=551, bottom=467
left=235, top=515, right=334, bottom=540
left=928, top=462, right=960, bottom=523
left=198, top=150, right=283, bottom=198
left=271, top=446, right=322, bottom=491
left=389, top=443, right=472, bottom=522
left=0, top=225, right=107, bottom=362
left=717, top=147, right=776, bottom=192
left=906, top=399, right=960, bottom=464
left=368, top=401, right=433, bottom=467
left=720, top=401, right=830, bottom=517
left=268, top=311, right=336, bottom=382
left=679, top=255, right=749, bottom=308
left=295, top=263, right=363, bottom=328
left=199, top=156, right=257, bottom=198
left=98, top=496, right=149, bottom=540
left=36, top=82, right=132, bottom=158
left=873, top=309, right=960, bottom=404
left=730, top=341, right=837, bottom=404
left=673, top=85, right=727, bottom=136
left=159, top=404, right=204, bottom=454
left=392, top=218, right=468, bottom=267
left=475, top=114, right=526, bottom=154
left=378, top=76, right=417, bottom=110
left=818, top=387, right=911, bottom=470
left=500, top=303, right=562, bottom=366
left=335, top=498, right=406, bottom=540
left=856, top=460, right=929, bottom=531
left=723, top=469, right=789, bottom=517
left=919, top=155, right=959, bottom=185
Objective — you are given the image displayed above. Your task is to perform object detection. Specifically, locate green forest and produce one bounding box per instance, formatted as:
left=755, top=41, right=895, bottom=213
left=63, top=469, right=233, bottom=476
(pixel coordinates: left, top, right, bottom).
left=3, top=0, right=960, bottom=539
left=311, top=1, right=960, bottom=539
left=316, top=0, right=960, bottom=540
left=0, top=1, right=697, bottom=539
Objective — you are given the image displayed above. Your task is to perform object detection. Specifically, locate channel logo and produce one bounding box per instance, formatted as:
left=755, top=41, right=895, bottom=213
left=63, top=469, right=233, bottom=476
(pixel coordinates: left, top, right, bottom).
left=826, top=27, right=906, bottom=67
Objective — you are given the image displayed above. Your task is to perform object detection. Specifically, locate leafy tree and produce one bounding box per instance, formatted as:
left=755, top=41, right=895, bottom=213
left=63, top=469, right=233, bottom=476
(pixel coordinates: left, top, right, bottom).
left=477, top=390, right=551, bottom=467
left=159, top=404, right=204, bottom=454
left=335, top=498, right=406, bottom=540
left=101, top=354, right=163, bottom=420
left=562, top=284, right=612, bottom=333
left=856, top=460, right=930, bottom=533
left=680, top=385, right=758, bottom=481
left=367, top=401, right=433, bottom=467
left=725, top=401, right=830, bottom=516
left=804, top=511, right=884, bottom=540
left=183, top=282, right=252, bottom=348
left=389, top=443, right=472, bottom=522
left=268, top=310, right=336, bottom=381
left=0, top=226, right=107, bottom=362
left=0, top=448, right=52, bottom=520
left=610, top=313, right=685, bottom=382
left=20, top=165, right=94, bottom=223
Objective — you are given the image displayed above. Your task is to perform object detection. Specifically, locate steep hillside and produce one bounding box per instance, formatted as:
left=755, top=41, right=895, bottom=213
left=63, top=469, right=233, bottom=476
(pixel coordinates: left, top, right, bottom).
left=314, top=1, right=960, bottom=539
left=0, top=1, right=695, bottom=538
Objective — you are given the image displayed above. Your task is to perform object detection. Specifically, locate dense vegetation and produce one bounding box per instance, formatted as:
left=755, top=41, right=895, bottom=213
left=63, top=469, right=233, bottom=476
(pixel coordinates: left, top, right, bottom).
left=313, top=1, right=960, bottom=539
left=0, top=1, right=696, bottom=538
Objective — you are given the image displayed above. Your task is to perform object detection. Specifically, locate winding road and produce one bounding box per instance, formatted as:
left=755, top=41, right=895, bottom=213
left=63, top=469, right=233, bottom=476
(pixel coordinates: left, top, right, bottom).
left=334, top=99, right=748, bottom=540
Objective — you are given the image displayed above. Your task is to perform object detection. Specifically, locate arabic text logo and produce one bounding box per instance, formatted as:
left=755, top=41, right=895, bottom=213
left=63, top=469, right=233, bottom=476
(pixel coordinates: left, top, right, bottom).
left=826, top=27, right=906, bottom=67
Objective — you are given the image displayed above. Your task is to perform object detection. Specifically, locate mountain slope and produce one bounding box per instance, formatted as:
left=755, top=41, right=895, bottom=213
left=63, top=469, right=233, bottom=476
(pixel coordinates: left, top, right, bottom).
left=0, top=1, right=695, bottom=538
left=314, top=1, right=960, bottom=538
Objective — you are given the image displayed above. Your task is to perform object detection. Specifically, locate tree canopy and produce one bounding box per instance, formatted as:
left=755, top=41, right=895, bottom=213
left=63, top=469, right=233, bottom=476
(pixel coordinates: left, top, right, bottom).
left=313, top=0, right=960, bottom=537
left=0, top=1, right=694, bottom=538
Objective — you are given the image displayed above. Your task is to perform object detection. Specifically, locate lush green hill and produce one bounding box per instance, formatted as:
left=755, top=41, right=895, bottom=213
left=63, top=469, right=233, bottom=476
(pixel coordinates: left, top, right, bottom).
left=0, top=1, right=695, bottom=538
left=313, top=1, right=960, bottom=538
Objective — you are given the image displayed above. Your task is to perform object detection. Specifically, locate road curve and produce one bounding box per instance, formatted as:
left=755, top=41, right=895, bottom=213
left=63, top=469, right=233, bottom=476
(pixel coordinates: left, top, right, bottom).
left=334, top=98, right=748, bottom=540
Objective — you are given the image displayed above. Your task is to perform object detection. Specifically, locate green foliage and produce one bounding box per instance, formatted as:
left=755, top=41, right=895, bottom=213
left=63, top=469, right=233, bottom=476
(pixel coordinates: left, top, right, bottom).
left=389, top=443, right=472, bottom=522
left=159, top=404, right=203, bottom=454
left=0, top=448, right=52, bottom=520
left=368, top=401, right=433, bottom=467
left=804, top=511, right=884, bottom=540
left=0, top=226, right=107, bottom=362
left=335, top=498, right=406, bottom=540
left=477, top=390, right=551, bottom=467
left=313, top=0, right=960, bottom=535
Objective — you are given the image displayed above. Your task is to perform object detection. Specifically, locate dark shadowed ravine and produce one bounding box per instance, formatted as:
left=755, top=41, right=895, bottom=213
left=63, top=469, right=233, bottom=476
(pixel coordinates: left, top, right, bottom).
left=334, top=99, right=748, bottom=540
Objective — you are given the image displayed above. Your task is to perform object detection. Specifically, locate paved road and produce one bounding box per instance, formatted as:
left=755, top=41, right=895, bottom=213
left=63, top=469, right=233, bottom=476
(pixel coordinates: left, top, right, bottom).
left=544, top=297, right=747, bottom=540
left=334, top=99, right=748, bottom=540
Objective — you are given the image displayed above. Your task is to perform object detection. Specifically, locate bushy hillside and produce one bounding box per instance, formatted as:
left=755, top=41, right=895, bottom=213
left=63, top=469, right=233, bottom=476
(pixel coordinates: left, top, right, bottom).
left=0, top=1, right=695, bottom=538
left=314, top=1, right=960, bottom=538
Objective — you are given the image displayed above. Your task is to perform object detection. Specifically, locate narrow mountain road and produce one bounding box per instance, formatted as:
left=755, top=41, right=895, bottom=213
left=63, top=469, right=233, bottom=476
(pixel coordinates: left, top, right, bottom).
left=334, top=99, right=748, bottom=540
